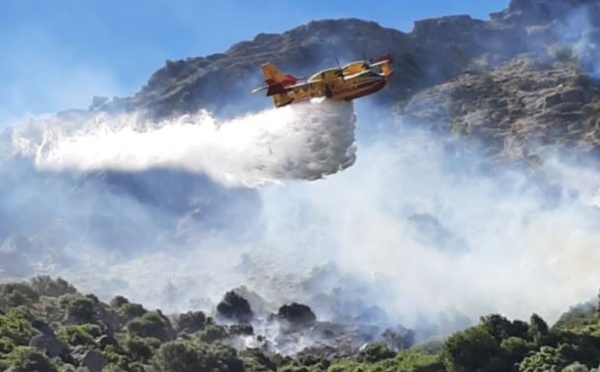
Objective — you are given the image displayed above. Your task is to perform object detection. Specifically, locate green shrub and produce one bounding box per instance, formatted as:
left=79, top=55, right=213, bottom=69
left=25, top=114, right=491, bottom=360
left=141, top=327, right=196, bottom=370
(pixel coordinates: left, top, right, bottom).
left=59, top=294, right=97, bottom=323
left=357, top=342, right=396, bottom=363
left=443, top=326, right=503, bottom=372
left=0, top=283, right=39, bottom=310
left=151, top=340, right=243, bottom=372
left=0, top=307, right=36, bottom=345
left=56, top=324, right=101, bottom=347
left=3, top=346, right=57, bottom=372
left=126, top=311, right=173, bottom=342
left=123, top=336, right=161, bottom=363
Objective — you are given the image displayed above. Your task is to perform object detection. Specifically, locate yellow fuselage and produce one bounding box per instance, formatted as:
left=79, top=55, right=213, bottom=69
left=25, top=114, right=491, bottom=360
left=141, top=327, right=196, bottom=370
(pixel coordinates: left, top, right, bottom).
left=276, top=70, right=387, bottom=107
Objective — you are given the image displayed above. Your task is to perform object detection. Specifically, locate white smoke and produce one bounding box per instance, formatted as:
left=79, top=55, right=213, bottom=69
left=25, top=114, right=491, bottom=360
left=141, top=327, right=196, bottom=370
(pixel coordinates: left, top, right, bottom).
left=2, top=99, right=600, bottom=346
left=12, top=99, right=356, bottom=187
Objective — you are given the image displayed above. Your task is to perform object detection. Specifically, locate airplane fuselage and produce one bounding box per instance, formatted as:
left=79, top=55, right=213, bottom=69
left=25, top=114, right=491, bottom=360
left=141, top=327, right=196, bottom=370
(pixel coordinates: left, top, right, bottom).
left=254, top=55, right=393, bottom=108
left=280, top=72, right=387, bottom=106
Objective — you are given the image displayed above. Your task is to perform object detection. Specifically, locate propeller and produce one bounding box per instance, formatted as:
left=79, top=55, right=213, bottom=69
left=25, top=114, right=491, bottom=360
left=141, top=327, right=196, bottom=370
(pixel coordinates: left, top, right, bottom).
left=334, top=56, right=345, bottom=81
left=362, top=51, right=371, bottom=70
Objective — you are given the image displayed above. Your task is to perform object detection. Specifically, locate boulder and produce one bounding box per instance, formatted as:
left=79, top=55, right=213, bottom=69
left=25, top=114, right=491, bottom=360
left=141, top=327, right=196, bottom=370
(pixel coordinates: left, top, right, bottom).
left=277, top=303, right=317, bottom=328
left=73, top=348, right=107, bottom=372
left=29, top=334, right=68, bottom=358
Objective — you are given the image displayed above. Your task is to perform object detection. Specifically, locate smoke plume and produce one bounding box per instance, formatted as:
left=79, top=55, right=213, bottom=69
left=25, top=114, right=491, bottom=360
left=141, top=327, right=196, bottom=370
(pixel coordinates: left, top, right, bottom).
left=3, top=99, right=600, bottom=344
left=4, top=2, right=600, bottom=348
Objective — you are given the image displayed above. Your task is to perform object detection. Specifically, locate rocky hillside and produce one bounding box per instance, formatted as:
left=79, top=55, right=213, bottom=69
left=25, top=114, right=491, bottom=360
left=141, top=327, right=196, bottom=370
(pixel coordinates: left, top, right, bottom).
left=399, top=57, right=600, bottom=164
left=90, top=0, right=600, bottom=163
left=94, top=3, right=594, bottom=105
left=2, top=277, right=600, bottom=371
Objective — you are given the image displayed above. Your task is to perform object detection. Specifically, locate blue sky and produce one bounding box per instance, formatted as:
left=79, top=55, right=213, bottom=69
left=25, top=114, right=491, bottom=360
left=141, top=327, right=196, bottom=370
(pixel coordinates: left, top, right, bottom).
left=0, top=0, right=509, bottom=121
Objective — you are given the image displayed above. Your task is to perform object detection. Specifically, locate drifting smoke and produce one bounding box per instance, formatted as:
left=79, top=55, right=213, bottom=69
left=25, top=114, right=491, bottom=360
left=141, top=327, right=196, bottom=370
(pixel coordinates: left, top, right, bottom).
left=12, top=99, right=356, bottom=187
left=4, top=99, right=600, bottom=344
left=3, top=2, right=600, bottom=350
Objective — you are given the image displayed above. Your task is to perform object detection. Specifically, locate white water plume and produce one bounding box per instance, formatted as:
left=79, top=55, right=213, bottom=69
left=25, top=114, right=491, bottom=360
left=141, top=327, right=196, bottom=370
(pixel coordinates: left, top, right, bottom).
left=12, top=99, right=356, bottom=187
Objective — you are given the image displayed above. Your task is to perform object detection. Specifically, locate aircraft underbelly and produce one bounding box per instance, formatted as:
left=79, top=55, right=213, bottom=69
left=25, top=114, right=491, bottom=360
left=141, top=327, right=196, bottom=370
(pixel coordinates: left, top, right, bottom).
left=336, top=79, right=386, bottom=101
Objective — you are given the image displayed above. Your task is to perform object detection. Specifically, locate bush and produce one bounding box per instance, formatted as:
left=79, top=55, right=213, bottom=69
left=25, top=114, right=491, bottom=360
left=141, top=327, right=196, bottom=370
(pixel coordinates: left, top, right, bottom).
left=198, top=324, right=228, bottom=344
left=0, top=283, right=39, bottom=310
left=126, top=311, right=173, bottom=342
left=389, top=349, right=444, bottom=372
left=0, top=336, right=15, bottom=356
left=518, top=345, right=566, bottom=371
left=443, top=326, right=503, bottom=372
left=217, top=291, right=253, bottom=323
left=110, top=296, right=147, bottom=322
left=123, top=336, right=161, bottom=363
left=2, top=346, right=57, bottom=372
left=56, top=324, right=101, bottom=347
left=59, top=294, right=97, bottom=323
left=0, top=307, right=36, bottom=346
left=176, top=311, right=207, bottom=334
left=151, top=340, right=244, bottom=372
left=357, top=342, right=396, bottom=363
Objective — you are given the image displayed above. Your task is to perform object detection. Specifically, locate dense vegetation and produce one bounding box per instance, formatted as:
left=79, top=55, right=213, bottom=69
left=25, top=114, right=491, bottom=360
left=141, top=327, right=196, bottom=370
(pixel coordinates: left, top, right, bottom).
left=0, top=276, right=599, bottom=371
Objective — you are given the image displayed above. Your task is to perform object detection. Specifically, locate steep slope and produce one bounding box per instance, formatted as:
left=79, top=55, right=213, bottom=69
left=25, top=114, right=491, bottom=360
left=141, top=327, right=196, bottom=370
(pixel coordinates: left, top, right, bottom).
left=94, top=0, right=600, bottom=124
left=398, top=57, right=600, bottom=163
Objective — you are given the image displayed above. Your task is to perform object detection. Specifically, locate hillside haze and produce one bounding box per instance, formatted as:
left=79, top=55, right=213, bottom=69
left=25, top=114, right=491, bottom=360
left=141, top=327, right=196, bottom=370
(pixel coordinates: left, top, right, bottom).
left=3, top=0, right=600, bottom=357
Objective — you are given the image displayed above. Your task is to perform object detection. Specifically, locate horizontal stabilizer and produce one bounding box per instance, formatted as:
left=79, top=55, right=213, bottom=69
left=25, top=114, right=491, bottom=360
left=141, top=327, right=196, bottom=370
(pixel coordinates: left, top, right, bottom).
left=251, top=86, right=269, bottom=94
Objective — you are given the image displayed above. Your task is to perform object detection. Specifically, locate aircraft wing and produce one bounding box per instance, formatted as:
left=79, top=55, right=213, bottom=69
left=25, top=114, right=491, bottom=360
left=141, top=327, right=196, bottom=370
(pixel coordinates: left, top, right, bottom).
left=369, top=60, right=388, bottom=68
left=251, top=78, right=308, bottom=94
left=251, top=86, right=269, bottom=94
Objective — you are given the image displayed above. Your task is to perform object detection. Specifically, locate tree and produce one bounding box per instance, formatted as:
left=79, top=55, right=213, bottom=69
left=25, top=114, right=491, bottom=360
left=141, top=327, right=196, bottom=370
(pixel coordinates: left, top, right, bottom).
left=500, top=336, right=532, bottom=365
left=59, top=294, right=96, bottom=324
left=151, top=340, right=244, bottom=372
left=217, top=291, right=253, bottom=324
left=126, top=311, right=173, bottom=342
left=0, top=283, right=39, bottom=310
left=123, top=336, right=161, bottom=363
left=480, top=314, right=529, bottom=342
left=175, top=311, right=207, bottom=334
left=529, top=313, right=550, bottom=345
left=443, top=326, right=504, bottom=372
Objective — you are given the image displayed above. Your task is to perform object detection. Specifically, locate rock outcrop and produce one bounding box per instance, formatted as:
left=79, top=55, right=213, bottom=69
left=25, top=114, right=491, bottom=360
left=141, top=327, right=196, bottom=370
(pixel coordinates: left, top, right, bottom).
left=398, top=57, right=600, bottom=162
left=86, top=0, right=600, bottom=165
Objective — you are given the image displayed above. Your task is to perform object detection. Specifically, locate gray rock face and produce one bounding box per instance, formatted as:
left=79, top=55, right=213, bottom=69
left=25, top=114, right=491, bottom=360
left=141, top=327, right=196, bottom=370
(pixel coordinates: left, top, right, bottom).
left=87, top=0, right=600, bottom=164
left=73, top=348, right=107, bottom=372
left=118, top=0, right=600, bottom=120
left=116, top=16, right=530, bottom=117
left=398, top=57, right=600, bottom=162
left=29, top=333, right=68, bottom=358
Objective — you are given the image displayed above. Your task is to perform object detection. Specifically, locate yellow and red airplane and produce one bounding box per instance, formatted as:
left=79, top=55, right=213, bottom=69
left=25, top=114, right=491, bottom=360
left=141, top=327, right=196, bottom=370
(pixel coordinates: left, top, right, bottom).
left=252, top=54, right=394, bottom=107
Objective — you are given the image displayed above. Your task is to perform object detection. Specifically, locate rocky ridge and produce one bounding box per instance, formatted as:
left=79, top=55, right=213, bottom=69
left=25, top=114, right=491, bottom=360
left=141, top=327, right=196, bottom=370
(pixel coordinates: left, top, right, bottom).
left=91, top=0, right=600, bottom=163
left=399, top=57, right=600, bottom=163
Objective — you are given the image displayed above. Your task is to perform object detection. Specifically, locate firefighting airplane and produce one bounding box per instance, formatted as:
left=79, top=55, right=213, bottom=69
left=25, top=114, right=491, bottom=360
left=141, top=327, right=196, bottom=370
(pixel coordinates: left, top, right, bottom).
left=252, top=54, right=394, bottom=107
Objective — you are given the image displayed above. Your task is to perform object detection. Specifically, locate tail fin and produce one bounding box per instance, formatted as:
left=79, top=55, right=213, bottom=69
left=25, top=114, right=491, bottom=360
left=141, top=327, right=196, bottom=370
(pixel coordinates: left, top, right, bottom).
left=251, top=62, right=298, bottom=97
left=261, top=62, right=297, bottom=87
left=251, top=62, right=298, bottom=107
left=380, top=61, right=394, bottom=77
left=373, top=54, right=394, bottom=78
